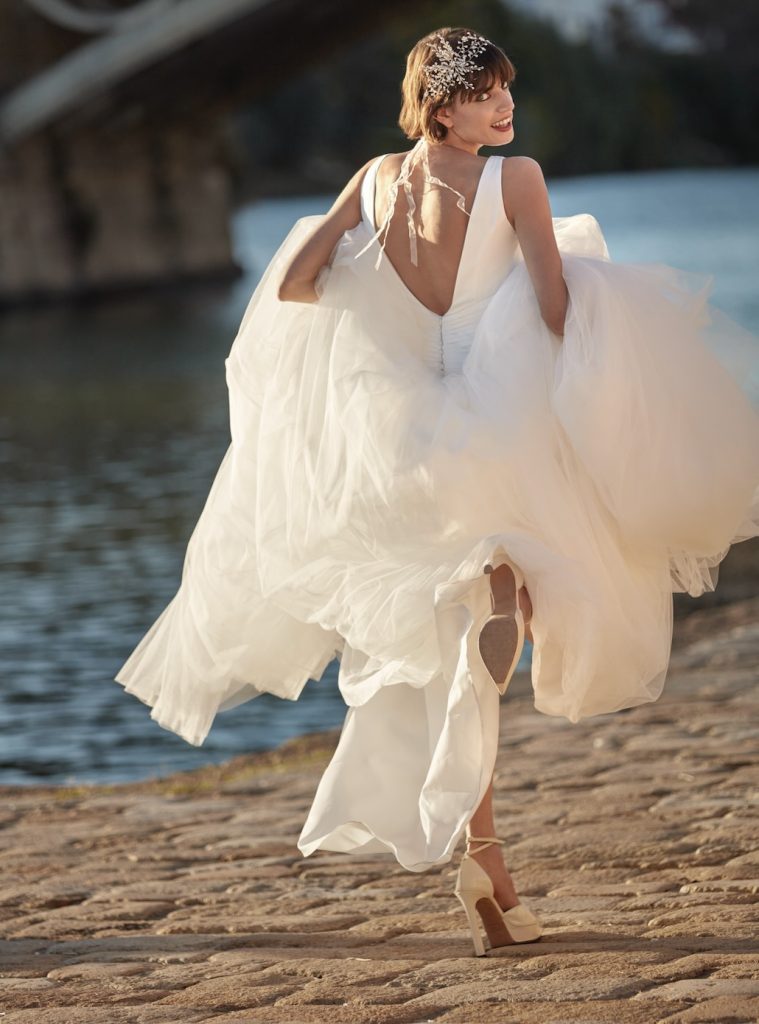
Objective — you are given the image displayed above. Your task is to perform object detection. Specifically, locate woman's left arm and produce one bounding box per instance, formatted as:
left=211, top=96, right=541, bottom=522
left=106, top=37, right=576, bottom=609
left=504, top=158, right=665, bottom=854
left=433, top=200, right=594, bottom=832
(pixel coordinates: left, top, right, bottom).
left=277, top=158, right=375, bottom=303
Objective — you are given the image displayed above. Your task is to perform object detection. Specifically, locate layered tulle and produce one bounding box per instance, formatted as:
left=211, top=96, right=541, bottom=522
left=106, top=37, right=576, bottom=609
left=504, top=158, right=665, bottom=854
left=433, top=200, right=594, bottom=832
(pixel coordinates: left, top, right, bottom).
left=116, top=208, right=759, bottom=753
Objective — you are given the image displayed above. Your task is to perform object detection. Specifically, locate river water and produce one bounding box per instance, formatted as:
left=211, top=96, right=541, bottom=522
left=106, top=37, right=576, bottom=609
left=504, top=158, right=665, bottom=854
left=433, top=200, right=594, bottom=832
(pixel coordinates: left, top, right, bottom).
left=2, top=167, right=758, bottom=786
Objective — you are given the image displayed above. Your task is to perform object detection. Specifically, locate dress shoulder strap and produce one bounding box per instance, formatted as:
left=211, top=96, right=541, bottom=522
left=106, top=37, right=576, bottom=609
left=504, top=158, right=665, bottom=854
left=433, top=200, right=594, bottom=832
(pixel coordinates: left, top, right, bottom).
left=482, top=154, right=506, bottom=223
left=359, top=154, right=387, bottom=228
left=491, top=155, right=520, bottom=236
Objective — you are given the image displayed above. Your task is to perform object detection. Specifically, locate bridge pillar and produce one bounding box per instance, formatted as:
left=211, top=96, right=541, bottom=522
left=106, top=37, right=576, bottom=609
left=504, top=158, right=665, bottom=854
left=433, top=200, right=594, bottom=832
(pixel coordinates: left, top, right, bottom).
left=0, top=116, right=239, bottom=307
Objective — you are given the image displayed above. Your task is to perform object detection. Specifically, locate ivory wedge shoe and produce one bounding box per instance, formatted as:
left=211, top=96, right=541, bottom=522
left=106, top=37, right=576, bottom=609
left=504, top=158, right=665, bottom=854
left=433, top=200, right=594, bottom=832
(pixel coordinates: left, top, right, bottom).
left=454, top=836, right=543, bottom=956
left=477, top=560, right=526, bottom=696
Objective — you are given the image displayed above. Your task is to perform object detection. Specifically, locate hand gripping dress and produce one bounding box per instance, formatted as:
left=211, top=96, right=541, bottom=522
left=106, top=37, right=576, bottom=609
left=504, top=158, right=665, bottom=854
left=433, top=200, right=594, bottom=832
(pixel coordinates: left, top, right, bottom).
left=115, top=141, right=759, bottom=872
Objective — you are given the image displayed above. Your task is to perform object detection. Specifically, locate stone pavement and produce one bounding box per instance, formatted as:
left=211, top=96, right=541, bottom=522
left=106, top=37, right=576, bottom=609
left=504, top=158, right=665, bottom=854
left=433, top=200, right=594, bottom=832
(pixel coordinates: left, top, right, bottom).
left=1, top=596, right=758, bottom=1024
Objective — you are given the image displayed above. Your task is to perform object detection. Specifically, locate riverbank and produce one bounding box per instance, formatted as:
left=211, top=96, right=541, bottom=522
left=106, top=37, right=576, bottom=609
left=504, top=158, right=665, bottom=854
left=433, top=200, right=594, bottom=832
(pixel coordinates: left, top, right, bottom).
left=3, top=168, right=758, bottom=790
left=1, top=595, right=757, bottom=1022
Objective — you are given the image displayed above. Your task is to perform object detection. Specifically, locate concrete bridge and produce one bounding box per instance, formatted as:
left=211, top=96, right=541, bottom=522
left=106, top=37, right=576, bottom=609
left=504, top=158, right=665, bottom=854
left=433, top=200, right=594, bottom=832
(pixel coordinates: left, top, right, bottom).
left=0, top=0, right=411, bottom=308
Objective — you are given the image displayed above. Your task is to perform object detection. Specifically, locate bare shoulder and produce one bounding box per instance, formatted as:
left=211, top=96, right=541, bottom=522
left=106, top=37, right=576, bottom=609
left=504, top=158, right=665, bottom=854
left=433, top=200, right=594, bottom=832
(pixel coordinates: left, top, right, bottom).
left=501, top=155, right=546, bottom=187
left=500, top=156, right=549, bottom=224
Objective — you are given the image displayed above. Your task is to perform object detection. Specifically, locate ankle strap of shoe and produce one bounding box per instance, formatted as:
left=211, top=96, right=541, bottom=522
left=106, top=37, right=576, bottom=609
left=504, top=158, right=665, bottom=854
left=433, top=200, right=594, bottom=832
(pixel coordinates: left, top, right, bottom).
left=465, top=835, right=504, bottom=851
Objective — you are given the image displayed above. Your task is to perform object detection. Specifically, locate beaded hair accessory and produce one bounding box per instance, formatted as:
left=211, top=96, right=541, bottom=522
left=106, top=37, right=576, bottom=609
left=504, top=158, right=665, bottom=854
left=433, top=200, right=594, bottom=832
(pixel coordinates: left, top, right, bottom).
left=352, top=33, right=494, bottom=270
left=421, top=32, right=490, bottom=102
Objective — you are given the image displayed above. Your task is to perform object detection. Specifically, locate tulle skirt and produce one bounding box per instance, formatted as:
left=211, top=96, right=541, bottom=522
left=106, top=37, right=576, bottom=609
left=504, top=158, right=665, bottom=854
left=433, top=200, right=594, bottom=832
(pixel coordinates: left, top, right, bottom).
left=115, top=211, right=759, bottom=869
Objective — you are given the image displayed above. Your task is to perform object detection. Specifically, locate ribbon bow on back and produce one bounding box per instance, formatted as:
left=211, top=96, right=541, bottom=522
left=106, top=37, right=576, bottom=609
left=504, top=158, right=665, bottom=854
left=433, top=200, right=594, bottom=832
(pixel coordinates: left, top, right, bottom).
left=355, top=138, right=471, bottom=269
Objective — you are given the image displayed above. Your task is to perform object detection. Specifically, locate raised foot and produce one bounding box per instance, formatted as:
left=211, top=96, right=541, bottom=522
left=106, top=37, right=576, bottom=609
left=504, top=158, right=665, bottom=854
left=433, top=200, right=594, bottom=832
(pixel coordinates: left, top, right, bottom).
left=479, top=563, right=525, bottom=694
left=487, top=562, right=533, bottom=634
left=488, top=562, right=519, bottom=615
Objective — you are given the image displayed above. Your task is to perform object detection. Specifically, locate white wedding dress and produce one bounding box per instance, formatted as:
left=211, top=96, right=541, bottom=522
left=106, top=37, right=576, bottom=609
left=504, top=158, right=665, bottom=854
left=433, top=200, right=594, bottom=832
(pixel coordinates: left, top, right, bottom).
left=115, top=143, right=759, bottom=872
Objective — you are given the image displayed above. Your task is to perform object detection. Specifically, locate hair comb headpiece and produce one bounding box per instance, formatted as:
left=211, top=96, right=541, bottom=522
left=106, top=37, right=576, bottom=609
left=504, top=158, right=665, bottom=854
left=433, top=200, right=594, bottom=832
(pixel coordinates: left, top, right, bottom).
left=421, top=32, right=490, bottom=102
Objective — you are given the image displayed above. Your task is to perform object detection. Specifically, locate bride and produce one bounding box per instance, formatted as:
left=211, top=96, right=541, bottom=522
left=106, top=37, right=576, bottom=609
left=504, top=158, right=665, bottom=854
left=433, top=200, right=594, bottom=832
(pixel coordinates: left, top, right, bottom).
left=116, top=27, right=759, bottom=957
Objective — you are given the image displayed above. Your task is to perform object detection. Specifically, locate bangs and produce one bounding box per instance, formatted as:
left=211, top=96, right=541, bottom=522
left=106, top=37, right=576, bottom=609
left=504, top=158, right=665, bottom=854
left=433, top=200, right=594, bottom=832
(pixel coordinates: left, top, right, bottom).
left=459, top=48, right=516, bottom=102
left=398, top=29, right=517, bottom=143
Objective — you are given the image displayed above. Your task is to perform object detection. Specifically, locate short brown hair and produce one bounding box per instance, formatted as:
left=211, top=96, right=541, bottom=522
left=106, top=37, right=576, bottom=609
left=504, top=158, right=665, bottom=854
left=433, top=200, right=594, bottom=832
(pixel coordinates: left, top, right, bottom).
left=399, top=27, right=516, bottom=143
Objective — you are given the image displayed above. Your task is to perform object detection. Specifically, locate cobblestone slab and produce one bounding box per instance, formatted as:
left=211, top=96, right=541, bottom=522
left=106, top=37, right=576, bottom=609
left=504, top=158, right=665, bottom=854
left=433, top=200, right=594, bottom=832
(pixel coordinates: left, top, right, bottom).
left=0, top=597, right=757, bottom=1023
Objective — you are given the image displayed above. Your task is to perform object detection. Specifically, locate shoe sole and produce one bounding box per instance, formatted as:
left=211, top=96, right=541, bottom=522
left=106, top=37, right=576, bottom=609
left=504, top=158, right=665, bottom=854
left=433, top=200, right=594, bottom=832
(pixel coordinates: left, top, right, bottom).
left=478, top=614, right=521, bottom=692
left=479, top=559, right=524, bottom=693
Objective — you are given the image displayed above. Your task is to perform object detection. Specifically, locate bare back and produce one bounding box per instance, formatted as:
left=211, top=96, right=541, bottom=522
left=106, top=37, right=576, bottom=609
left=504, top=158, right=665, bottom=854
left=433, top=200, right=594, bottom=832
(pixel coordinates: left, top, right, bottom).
left=372, top=150, right=494, bottom=317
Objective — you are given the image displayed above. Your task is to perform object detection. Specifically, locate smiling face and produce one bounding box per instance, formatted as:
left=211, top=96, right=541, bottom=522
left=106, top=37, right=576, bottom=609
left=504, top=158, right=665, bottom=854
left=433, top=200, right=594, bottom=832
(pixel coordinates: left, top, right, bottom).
left=433, top=79, right=515, bottom=151
left=398, top=28, right=517, bottom=149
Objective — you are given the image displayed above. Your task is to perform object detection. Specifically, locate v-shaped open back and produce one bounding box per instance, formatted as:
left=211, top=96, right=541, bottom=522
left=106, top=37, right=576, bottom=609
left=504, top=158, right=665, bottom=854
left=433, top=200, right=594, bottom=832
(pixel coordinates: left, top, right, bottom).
left=360, top=153, right=494, bottom=318
left=355, top=145, right=519, bottom=374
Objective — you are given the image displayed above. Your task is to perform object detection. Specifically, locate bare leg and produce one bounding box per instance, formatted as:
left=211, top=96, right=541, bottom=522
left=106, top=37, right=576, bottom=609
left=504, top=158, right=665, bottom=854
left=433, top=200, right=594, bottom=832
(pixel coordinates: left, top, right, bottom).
left=464, top=562, right=533, bottom=911
left=460, top=561, right=532, bottom=913
left=466, top=774, right=522, bottom=911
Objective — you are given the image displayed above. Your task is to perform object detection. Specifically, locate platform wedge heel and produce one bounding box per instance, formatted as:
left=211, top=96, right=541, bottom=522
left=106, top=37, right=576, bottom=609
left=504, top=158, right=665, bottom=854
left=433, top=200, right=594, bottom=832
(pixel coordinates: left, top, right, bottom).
left=454, top=836, right=543, bottom=956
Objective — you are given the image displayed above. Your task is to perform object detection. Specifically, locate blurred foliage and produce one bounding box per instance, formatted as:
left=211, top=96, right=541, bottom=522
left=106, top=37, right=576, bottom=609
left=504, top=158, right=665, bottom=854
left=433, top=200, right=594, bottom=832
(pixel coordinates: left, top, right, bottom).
left=229, top=0, right=759, bottom=196
left=645, top=0, right=759, bottom=165
left=652, top=0, right=759, bottom=57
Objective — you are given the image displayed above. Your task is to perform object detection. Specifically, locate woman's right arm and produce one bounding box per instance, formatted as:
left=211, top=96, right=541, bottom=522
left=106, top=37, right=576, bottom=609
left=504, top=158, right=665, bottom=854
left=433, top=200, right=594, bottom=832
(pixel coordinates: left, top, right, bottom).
left=277, top=158, right=375, bottom=304
left=502, top=157, right=568, bottom=337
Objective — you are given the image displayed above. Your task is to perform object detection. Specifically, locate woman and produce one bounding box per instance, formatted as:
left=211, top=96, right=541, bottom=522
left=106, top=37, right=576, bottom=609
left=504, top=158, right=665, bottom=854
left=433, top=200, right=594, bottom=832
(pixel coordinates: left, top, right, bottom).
left=116, top=27, right=759, bottom=957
